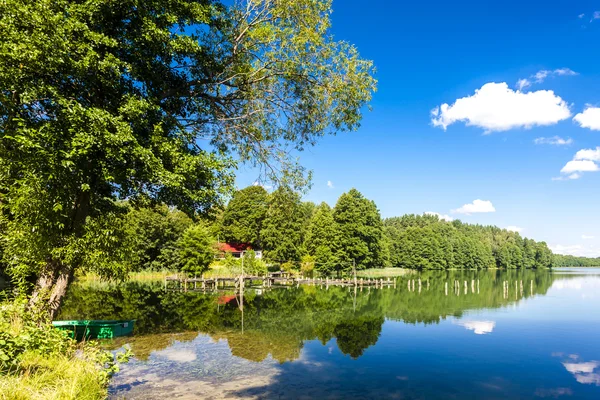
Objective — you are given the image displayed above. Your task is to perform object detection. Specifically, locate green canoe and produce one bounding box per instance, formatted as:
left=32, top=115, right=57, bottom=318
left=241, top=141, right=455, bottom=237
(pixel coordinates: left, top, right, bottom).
left=52, top=320, right=135, bottom=340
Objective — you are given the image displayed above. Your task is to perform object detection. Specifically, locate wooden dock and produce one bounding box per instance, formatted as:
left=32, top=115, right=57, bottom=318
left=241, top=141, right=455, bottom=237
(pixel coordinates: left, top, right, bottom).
left=164, top=274, right=397, bottom=291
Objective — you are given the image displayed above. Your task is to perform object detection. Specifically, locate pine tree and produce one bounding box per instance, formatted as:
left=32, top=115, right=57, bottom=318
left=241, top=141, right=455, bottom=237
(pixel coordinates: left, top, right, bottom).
left=305, top=202, right=340, bottom=274
left=261, top=186, right=305, bottom=263
left=333, top=189, right=384, bottom=270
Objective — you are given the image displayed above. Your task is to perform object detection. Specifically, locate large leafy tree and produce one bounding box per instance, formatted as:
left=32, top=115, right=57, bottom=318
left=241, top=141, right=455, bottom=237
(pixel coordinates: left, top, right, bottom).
left=0, top=0, right=376, bottom=315
left=334, top=189, right=384, bottom=270
left=261, top=186, right=305, bottom=263
left=176, top=224, right=216, bottom=276
left=126, top=205, right=193, bottom=271
left=220, top=185, right=268, bottom=247
left=304, top=202, right=339, bottom=274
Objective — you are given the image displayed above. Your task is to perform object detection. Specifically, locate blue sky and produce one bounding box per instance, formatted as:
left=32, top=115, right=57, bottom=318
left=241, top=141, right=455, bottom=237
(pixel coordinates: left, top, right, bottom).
left=236, top=1, right=600, bottom=257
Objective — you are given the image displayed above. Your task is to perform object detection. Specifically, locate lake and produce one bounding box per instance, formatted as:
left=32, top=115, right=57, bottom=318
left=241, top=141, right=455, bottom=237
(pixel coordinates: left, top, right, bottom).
left=58, top=268, right=600, bottom=399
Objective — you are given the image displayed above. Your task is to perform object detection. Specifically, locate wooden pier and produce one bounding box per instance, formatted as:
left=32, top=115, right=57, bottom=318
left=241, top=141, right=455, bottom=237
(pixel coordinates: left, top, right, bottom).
left=164, top=274, right=397, bottom=291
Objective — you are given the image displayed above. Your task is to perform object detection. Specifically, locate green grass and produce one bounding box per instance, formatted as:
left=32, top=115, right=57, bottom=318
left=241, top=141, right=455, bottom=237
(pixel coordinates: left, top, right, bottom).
left=355, top=268, right=415, bottom=278
left=0, top=352, right=107, bottom=400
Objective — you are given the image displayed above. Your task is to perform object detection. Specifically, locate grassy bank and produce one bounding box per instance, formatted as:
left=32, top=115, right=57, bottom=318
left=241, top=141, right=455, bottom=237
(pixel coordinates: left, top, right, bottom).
left=0, top=300, right=129, bottom=400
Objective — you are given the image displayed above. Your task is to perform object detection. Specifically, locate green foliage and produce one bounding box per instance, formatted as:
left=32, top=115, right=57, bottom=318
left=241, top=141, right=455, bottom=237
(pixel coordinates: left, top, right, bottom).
left=384, top=214, right=552, bottom=270
left=334, top=189, right=384, bottom=270
left=221, top=186, right=269, bottom=247
left=242, top=250, right=268, bottom=276
left=553, top=254, right=600, bottom=267
left=126, top=205, right=193, bottom=272
left=300, top=255, right=316, bottom=277
left=281, top=261, right=297, bottom=274
left=176, top=225, right=216, bottom=276
left=0, top=0, right=374, bottom=306
left=0, top=299, right=130, bottom=399
left=304, top=202, right=340, bottom=275
left=0, top=300, right=73, bottom=373
left=261, top=187, right=305, bottom=262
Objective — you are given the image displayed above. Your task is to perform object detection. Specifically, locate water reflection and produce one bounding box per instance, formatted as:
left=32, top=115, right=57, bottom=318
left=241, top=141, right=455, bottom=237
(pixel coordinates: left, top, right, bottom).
left=454, top=319, right=496, bottom=335
left=57, top=268, right=600, bottom=399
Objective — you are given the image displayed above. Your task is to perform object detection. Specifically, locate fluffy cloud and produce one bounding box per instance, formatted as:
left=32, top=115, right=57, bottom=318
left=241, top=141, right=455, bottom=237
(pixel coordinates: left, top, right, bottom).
left=452, top=199, right=496, bottom=215
left=550, top=244, right=600, bottom=258
left=506, top=226, right=523, bottom=233
left=574, top=106, right=600, bottom=131
left=327, top=180, right=334, bottom=188
left=424, top=212, right=453, bottom=222
left=454, top=320, right=496, bottom=335
left=561, top=160, right=599, bottom=173
left=534, top=136, right=573, bottom=146
left=431, top=83, right=571, bottom=132
left=574, top=147, right=600, bottom=161
left=562, top=361, right=600, bottom=386
left=556, top=147, right=600, bottom=180
left=582, top=235, right=595, bottom=240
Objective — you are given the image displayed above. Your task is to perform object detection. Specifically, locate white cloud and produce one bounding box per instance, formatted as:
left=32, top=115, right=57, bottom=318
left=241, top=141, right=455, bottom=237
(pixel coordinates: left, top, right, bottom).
left=552, top=173, right=581, bottom=181
left=431, top=83, right=571, bottom=132
left=574, top=147, right=600, bottom=161
left=562, top=361, right=600, bottom=386
left=158, top=348, right=197, bottom=363
left=506, top=226, right=523, bottom=233
left=517, top=68, right=578, bottom=90
left=454, top=320, right=496, bottom=335
left=560, top=160, right=599, bottom=173
left=252, top=181, right=273, bottom=190
left=582, top=235, right=595, bottom=240
left=327, top=180, right=334, bottom=189
left=556, top=147, right=600, bottom=180
left=452, top=199, right=496, bottom=215
left=574, top=106, right=600, bottom=130
left=516, top=78, right=531, bottom=90
left=534, top=136, right=573, bottom=146
left=424, top=212, right=453, bottom=222
left=594, top=11, right=600, bottom=20
left=550, top=244, right=600, bottom=258
left=579, top=13, right=586, bottom=19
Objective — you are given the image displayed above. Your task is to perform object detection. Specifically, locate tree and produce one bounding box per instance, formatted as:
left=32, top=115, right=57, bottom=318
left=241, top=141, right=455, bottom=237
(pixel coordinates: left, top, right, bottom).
left=126, top=205, right=193, bottom=271
left=304, top=202, right=339, bottom=274
left=220, top=186, right=268, bottom=248
left=334, top=189, right=384, bottom=270
left=176, top=225, right=216, bottom=276
left=261, top=186, right=305, bottom=263
left=0, top=0, right=376, bottom=316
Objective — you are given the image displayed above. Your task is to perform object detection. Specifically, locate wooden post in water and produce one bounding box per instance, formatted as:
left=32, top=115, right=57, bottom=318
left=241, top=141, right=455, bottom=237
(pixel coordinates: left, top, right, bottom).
left=477, top=279, right=480, bottom=294
left=464, top=280, right=467, bottom=294
left=530, top=279, right=533, bottom=294
left=445, top=281, right=448, bottom=296
left=471, top=280, right=475, bottom=293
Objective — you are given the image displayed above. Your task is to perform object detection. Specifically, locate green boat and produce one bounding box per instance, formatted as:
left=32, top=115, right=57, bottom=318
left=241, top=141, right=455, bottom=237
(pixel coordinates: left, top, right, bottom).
left=52, top=320, right=135, bottom=340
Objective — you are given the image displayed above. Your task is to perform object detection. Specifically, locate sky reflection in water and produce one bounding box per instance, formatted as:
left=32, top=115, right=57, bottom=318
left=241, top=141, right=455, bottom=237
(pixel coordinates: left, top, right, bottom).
left=59, top=268, right=600, bottom=399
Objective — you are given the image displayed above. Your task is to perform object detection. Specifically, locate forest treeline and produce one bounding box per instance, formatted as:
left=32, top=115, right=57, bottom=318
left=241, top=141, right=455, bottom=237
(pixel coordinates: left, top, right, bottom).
left=553, top=254, right=600, bottom=267
left=89, top=184, right=597, bottom=277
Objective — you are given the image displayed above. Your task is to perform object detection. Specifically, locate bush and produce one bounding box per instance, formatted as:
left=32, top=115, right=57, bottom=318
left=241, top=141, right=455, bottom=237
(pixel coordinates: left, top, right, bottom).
left=176, top=224, right=216, bottom=276
left=300, top=255, right=315, bottom=278
left=0, top=299, right=131, bottom=400
left=242, top=250, right=268, bottom=276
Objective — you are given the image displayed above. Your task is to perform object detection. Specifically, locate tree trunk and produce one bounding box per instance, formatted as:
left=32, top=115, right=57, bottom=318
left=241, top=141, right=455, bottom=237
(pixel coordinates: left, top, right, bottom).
left=29, top=260, right=73, bottom=320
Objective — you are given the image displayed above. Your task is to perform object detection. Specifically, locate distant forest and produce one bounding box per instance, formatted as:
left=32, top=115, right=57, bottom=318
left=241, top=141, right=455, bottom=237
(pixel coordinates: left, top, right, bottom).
left=91, top=185, right=597, bottom=276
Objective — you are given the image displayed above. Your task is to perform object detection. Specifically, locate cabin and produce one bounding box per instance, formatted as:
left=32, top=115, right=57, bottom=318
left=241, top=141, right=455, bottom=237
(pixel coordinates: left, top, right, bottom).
left=216, top=243, right=263, bottom=259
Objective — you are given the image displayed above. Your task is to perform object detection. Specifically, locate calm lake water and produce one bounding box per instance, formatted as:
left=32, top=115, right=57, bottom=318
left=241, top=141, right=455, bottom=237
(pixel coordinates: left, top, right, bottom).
left=59, top=268, right=600, bottom=399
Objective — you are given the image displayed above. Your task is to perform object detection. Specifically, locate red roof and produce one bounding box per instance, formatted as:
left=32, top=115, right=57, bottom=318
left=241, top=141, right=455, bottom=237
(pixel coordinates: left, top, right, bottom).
left=217, top=243, right=253, bottom=253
